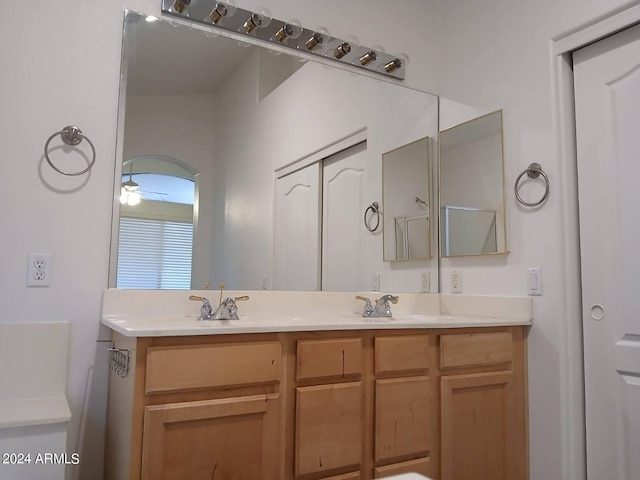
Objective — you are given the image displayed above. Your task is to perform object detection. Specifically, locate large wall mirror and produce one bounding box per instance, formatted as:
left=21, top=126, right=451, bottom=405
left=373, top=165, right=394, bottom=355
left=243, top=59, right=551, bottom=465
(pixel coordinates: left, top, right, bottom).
left=108, top=11, right=440, bottom=292
left=438, top=110, right=508, bottom=257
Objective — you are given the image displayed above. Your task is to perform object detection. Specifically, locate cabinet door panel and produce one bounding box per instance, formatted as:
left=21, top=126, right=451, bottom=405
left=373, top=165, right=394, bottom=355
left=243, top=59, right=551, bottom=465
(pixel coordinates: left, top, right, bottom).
left=319, top=472, right=361, bottom=480
left=375, top=376, right=431, bottom=462
left=142, top=394, right=280, bottom=480
left=373, top=457, right=432, bottom=478
left=441, top=371, right=515, bottom=480
left=295, top=382, right=362, bottom=477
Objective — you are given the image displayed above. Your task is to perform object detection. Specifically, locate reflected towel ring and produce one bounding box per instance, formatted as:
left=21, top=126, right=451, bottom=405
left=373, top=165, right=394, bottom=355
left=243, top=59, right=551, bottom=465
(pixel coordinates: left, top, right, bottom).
left=44, top=125, right=96, bottom=176
left=364, top=202, right=381, bottom=232
left=514, top=162, right=549, bottom=207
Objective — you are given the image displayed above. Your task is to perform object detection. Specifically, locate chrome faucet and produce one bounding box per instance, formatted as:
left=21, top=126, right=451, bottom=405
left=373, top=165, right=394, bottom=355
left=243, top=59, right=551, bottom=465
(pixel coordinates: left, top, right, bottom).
left=355, top=294, right=399, bottom=318
left=213, top=296, right=249, bottom=320
left=189, top=294, right=249, bottom=320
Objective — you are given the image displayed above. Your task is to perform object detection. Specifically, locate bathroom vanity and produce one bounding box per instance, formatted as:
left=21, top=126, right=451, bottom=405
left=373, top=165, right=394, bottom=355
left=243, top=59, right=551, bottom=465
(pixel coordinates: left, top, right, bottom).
left=102, top=290, right=530, bottom=480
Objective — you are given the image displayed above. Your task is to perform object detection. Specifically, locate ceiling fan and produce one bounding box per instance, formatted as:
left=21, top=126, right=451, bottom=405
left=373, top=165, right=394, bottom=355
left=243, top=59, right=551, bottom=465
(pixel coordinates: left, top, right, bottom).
left=120, top=163, right=168, bottom=206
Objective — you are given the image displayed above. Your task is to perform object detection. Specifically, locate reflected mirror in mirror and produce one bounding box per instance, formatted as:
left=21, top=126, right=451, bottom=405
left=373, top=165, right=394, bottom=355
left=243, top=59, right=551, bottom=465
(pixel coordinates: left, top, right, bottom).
left=438, top=110, right=507, bottom=257
left=109, top=11, right=439, bottom=292
left=382, top=136, right=433, bottom=262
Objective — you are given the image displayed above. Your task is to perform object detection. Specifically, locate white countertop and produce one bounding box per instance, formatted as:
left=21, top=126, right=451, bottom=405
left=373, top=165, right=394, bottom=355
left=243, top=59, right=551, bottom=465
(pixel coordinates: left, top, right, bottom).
left=101, top=290, right=532, bottom=337
left=102, top=312, right=531, bottom=337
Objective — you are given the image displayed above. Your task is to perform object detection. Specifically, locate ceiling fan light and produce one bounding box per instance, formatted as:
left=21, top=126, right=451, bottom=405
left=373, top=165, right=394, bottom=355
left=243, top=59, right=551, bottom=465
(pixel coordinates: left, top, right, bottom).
left=127, top=192, right=142, bottom=206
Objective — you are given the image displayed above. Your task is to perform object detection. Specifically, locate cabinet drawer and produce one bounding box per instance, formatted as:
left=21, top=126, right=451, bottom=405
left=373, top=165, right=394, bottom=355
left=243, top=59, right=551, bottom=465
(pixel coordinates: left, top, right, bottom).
left=440, top=332, right=513, bottom=369
left=375, top=335, right=429, bottom=374
left=297, top=338, right=362, bottom=381
left=145, top=341, right=281, bottom=394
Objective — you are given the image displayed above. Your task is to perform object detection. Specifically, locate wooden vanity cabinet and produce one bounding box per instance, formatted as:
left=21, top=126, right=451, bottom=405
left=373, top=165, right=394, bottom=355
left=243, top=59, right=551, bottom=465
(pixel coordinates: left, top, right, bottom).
left=439, top=329, right=528, bottom=480
left=372, top=334, right=435, bottom=478
left=293, top=336, right=364, bottom=479
left=105, top=333, right=285, bottom=480
left=105, top=326, right=528, bottom=480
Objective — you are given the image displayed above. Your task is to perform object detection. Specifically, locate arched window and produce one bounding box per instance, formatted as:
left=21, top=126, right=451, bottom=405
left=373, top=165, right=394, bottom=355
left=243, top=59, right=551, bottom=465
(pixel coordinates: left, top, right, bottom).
left=116, top=155, right=197, bottom=289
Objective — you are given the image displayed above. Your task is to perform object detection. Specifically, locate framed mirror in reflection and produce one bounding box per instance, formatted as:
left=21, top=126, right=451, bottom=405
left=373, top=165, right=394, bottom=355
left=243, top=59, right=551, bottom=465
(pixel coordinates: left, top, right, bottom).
left=108, top=11, right=440, bottom=293
left=438, top=110, right=508, bottom=257
left=382, top=136, right=433, bottom=262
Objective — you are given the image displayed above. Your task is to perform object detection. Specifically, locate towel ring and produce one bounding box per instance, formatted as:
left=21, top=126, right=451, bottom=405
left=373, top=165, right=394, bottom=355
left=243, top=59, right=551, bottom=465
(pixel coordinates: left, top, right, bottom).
left=364, top=202, right=381, bottom=232
left=514, top=163, right=549, bottom=207
left=44, top=125, right=96, bottom=176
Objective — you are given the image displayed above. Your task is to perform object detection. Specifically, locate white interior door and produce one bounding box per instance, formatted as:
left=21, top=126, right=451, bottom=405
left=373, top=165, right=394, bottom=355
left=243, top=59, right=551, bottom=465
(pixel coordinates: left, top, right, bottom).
left=573, top=23, right=640, bottom=480
left=322, top=141, right=372, bottom=291
left=274, top=162, right=321, bottom=290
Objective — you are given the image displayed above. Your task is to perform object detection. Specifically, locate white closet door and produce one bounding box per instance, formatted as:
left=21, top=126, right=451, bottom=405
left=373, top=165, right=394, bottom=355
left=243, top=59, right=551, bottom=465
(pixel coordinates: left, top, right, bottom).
left=322, top=141, right=372, bottom=291
left=573, top=23, right=640, bottom=480
left=274, top=162, right=321, bottom=290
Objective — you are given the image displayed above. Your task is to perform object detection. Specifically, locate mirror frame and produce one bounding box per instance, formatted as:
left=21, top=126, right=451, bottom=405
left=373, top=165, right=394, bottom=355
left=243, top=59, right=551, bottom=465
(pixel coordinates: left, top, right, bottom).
left=437, top=109, right=508, bottom=258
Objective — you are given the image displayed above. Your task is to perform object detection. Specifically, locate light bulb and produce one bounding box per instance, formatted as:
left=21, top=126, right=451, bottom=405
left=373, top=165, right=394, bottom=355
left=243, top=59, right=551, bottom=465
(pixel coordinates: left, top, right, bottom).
left=273, top=19, right=302, bottom=43
left=384, top=52, right=408, bottom=73
left=334, top=35, right=358, bottom=59
left=333, top=42, right=351, bottom=59
left=172, top=0, right=191, bottom=15
left=359, top=50, right=377, bottom=65
left=120, top=188, right=128, bottom=205
left=127, top=192, right=141, bottom=206
left=304, top=26, right=330, bottom=51
left=208, top=0, right=236, bottom=24
left=242, top=8, right=271, bottom=34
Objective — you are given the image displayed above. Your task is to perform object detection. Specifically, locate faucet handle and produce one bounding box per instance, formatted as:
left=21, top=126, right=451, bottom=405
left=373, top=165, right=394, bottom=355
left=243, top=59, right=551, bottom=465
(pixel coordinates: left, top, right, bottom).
left=234, top=295, right=250, bottom=302
left=188, top=295, right=213, bottom=320
left=355, top=295, right=374, bottom=317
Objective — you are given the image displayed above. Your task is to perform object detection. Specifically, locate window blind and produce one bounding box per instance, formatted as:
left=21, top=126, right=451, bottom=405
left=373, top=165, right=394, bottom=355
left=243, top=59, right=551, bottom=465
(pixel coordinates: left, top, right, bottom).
left=116, top=217, right=193, bottom=289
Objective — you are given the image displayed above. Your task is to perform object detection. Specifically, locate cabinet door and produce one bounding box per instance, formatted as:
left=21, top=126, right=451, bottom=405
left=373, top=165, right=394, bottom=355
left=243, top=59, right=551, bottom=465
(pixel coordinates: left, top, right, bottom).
left=141, top=394, right=280, bottom=480
left=295, top=382, right=362, bottom=477
left=441, top=371, right=519, bottom=480
left=375, top=376, right=431, bottom=463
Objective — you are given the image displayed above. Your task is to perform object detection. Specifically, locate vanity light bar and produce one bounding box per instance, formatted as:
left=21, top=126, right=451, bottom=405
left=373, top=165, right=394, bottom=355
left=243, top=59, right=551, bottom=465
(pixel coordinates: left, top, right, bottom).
left=160, top=0, right=406, bottom=80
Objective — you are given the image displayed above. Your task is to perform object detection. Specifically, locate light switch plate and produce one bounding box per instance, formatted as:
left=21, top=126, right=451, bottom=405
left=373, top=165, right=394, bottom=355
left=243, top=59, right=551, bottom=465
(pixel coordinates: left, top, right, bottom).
left=527, top=267, right=542, bottom=296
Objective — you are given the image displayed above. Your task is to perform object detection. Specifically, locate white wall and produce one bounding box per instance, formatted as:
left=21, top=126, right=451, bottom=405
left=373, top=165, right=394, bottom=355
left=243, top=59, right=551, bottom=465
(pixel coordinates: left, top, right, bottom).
left=435, top=1, right=637, bottom=480
left=0, top=1, right=438, bottom=479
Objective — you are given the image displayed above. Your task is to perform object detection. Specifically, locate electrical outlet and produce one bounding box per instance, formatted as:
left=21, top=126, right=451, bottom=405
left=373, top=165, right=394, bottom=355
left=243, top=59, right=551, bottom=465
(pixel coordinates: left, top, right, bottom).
left=27, top=253, right=51, bottom=287
left=420, top=271, right=430, bottom=293
left=451, top=270, right=462, bottom=294
left=371, top=272, right=380, bottom=292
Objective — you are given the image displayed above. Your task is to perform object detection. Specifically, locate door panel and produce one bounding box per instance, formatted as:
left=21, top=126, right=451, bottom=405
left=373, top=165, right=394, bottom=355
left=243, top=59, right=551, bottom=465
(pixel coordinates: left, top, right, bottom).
left=573, top=23, right=640, bottom=480
left=322, top=141, right=372, bottom=291
left=275, top=162, right=321, bottom=290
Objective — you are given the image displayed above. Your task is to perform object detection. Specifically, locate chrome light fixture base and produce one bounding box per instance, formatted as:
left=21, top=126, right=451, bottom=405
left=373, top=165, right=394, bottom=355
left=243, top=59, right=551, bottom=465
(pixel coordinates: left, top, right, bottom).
left=160, top=0, right=405, bottom=80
